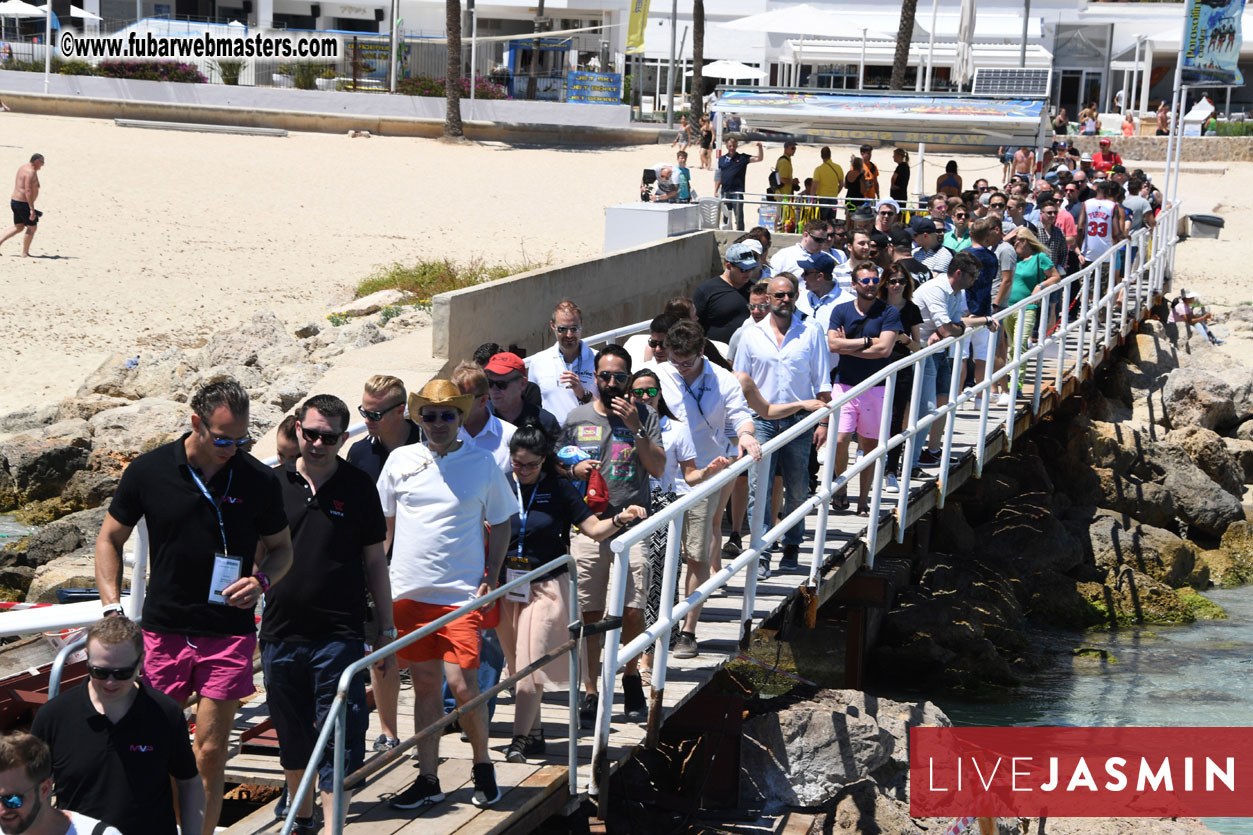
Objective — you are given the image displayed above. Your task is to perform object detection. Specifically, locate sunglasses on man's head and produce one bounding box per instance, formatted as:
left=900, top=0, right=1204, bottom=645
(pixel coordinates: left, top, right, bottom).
left=597, top=371, right=629, bottom=384
left=88, top=661, right=140, bottom=681
left=631, top=386, right=659, bottom=398
left=210, top=434, right=252, bottom=448
left=357, top=402, right=402, bottom=422
left=300, top=427, right=342, bottom=446
left=420, top=410, right=459, bottom=424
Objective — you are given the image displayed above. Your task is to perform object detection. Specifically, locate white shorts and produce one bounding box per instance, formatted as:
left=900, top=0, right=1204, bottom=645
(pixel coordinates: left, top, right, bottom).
left=967, top=325, right=995, bottom=362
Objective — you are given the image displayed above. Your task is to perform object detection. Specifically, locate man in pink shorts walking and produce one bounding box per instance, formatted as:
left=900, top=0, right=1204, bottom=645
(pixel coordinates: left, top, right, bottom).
left=826, top=261, right=903, bottom=515
left=95, top=380, right=293, bottom=835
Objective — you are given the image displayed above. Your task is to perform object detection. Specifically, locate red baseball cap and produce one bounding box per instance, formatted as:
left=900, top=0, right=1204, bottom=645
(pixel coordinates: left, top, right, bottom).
left=1098, top=137, right=1112, bottom=145
left=484, top=352, right=525, bottom=376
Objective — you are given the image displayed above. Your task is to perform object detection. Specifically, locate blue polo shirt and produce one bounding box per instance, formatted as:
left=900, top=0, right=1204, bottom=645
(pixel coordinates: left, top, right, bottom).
left=719, top=152, right=752, bottom=193
left=829, top=299, right=904, bottom=387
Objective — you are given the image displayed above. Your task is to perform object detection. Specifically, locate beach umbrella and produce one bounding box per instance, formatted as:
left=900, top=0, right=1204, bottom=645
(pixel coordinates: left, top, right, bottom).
left=687, top=59, right=766, bottom=81
left=954, top=0, right=977, bottom=88
left=36, top=2, right=102, bottom=19
left=0, top=0, right=45, bottom=41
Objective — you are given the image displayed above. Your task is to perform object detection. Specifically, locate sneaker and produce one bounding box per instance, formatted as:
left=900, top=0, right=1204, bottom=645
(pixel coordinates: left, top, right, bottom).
left=722, top=531, right=743, bottom=556
left=996, top=392, right=1012, bottom=407
left=578, top=692, right=598, bottom=729
left=373, top=734, right=400, bottom=752
left=274, top=786, right=288, bottom=819
left=673, top=632, right=699, bottom=659
left=918, top=449, right=941, bottom=467
left=622, top=674, right=647, bottom=722
left=779, top=544, right=800, bottom=571
left=506, top=734, right=531, bottom=764
left=884, top=472, right=900, bottom=494
left=757, top=558, right=771, bottom=581
left=292, top=817, right=317, bottom=835
left=390, top=774, right=444, bottom=810
left=471, top=762, right=502, bottom=808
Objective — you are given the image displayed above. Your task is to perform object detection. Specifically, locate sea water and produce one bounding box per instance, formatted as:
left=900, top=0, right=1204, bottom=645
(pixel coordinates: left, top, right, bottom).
left=927, top=586, right=1253, bottom=835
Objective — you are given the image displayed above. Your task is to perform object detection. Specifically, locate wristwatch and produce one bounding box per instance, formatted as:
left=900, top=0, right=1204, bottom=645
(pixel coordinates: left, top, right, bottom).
left=379, top=628, right=398, bottom=639
left=635, top=427, right=648, bottom=440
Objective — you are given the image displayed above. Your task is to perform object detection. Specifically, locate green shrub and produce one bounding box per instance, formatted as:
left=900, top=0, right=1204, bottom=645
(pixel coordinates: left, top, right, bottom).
left=215, top=59, right=244, bottom=85
left=378, top=305, right=402, bottom=326
left=355, top=256, right=548, bottom=303
left=293, top=62, right=320, bottom=90
left=326, top=312, right=351, bottom=326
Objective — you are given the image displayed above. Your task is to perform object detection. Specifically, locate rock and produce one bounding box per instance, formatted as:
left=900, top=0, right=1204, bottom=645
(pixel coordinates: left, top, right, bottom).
left=24, top=550, right=97, bottom=604
left=381, top=307, right=432, bottom=333
left=306, top=321, right=387, bottom=363
left=1102, top=360, right=1161, bottom=406
left=975, top=495, right=1084, bottom=575
left=77, top=350, right=198, bottom=402
left=1086, top=510, right=1198, bottom=588
left=740, top=689, right=944, bottom=810
left=1153, top=446, right=1245, bottom=539
left=200, top=311, right=297, bottom=369
left=0, top=468, right=16, bottom=511
left=1093, top=467, right=1177, bottom=529
left=1126, top=325, right=1179, bottom=380
left=932, top=502, right=975, bottom=553
left=1083, top=566, right=1196, bottom=626
left=60, top=464, right=121, bottom=511
left=1235, top=418, right=1253, bottom=442
left=1223, top=437, right=1253, bottom=483
left=261, top=364, right=329, bottom=411
left=51, top=506, right=108, bottom=545
left=1166, top=426, right=1245, bottom=497
left=247, top=403, right=285, bottom=444
left=55, top=394, right=132, bottom=423
left=1080, top=418, right=1149, bottom=473
left=331, top=288, right=408, bottom=318
left=293, top=321, right=321, bottom=339
left=255, top=345, right=306, bottom=379
left=192, top=365, right=266, bottom=398
left=0, top=404, right=57, bottom=434
left=88, top=399, right=188, bottom=459
left=1199, top=521, right=1253, bottom=588
left=18, top=520, right=85, bottom=568
left=0, top=565, right=35, bottom=597
left=1162, top=367, right=1237, bottom=432
left=0, top=420, right=92, bottom=505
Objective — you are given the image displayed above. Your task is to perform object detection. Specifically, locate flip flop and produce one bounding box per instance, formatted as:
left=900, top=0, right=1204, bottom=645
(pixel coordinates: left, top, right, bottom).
left=856, top=506, right=871, bottom=517
left=831, top=493, right=850, bottom=511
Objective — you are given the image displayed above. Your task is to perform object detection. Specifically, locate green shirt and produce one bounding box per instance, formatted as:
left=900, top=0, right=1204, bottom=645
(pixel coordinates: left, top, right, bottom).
left=942, top=228, right=972, bottom=252
left=1009, top=252, right=1055, bottom=311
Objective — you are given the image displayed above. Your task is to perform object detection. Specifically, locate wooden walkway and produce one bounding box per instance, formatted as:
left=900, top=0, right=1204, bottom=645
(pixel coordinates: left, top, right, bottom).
left=220, top=321, right=1131, bottom=835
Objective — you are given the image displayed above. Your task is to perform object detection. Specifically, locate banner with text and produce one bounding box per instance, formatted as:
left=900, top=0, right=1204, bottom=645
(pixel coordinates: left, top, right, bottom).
left=626, top=0, right=650, bottom=54
left=567, top=71, right=622, bottom=104
left=1182, top=0, right=1246, bottom=86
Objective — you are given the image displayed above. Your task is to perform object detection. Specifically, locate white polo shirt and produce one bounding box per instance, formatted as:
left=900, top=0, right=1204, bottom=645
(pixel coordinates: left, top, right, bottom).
left=458, top=413, right=517, bottom=475
left=655, top=415, right=697, bottom=496
left=377, top=441, right=514, bottom=606
left=732, top=314, right=830, bottom=404
left=529, top=341, right=598, bottom=426
left=771, top=242, right=847, bottom=283
left=655, top=359, right=753, bottom=466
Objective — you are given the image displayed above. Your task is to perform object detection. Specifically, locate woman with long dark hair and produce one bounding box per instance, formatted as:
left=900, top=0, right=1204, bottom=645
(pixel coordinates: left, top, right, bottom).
left=497, top=419, right=647, bottom=763
left=878, top=262, right=924, bottom=490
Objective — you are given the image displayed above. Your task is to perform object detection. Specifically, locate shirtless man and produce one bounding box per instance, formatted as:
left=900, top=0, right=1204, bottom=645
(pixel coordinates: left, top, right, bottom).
left=1, top=154, right=44, bottom=257
left=1012, top=146, right=1034, bottom=179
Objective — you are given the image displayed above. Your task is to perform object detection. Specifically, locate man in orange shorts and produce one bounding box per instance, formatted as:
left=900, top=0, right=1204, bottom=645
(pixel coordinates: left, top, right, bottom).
left=376, top=380, right=514, bottom=811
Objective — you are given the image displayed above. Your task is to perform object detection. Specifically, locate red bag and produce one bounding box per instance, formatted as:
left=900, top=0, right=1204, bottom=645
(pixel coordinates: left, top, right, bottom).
left=584, top=467, right=611, bottom=515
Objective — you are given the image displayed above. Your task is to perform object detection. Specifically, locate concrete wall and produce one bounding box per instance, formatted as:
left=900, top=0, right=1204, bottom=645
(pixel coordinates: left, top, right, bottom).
left=432, top=231, right=723, bottom=366
left=1067, top=135, right=1253, bottom=163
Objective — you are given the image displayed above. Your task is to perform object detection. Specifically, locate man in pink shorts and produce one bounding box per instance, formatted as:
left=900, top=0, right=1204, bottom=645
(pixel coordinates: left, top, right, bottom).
left=95, top=380, right=293, bottom=835
left=826, top=261, right=903, bottom=515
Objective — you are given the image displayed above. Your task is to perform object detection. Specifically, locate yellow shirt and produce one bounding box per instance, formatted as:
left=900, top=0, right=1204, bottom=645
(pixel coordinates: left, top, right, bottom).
left=813, top=160, right=844, bottom=197
left=775, top=155, right=794, bottom=196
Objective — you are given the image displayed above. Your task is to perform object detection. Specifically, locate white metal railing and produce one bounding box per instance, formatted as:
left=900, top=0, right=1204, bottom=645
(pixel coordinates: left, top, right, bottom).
left=588, top=203, right=1180, bottom=797
left=282, top=556, right=581, bottom=835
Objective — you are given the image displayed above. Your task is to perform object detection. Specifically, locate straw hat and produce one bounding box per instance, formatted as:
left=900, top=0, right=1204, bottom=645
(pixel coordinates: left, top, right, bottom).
left=408, top=379, right=473, bottom=417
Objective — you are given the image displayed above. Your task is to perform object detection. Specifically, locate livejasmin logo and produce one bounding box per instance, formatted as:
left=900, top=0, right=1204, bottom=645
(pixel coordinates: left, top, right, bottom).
left=910, top=727, right=1253, bottom=818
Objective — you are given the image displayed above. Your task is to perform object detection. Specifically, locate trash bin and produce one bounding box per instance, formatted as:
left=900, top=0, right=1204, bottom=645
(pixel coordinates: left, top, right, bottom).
left=1188, top=214, right=1224, bottom=239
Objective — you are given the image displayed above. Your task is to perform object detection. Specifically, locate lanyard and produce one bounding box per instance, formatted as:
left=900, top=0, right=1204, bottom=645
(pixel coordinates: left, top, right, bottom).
left=512, top=473, right=540, bottom=560
left=561, top=347, right=585, bottom=379
left=680, top=368, right=711, bottom=418
left=188, top=466, right=233, bottom=554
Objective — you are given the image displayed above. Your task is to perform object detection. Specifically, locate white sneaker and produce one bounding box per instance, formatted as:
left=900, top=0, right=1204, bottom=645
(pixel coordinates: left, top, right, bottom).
left=972, top=396, right=984, bottom=411
left=996, top=392, right=1012, bottom=407
left=884, top=473, right=899, bottom=494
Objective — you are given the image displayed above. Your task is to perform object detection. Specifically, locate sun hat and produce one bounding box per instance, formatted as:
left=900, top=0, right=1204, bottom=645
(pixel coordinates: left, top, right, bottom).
left=408, top=379, right=474, bottom=418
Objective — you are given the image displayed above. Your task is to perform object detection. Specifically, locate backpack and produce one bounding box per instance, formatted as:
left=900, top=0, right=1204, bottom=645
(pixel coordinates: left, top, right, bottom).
left=766, top=155, right=788, bottom=197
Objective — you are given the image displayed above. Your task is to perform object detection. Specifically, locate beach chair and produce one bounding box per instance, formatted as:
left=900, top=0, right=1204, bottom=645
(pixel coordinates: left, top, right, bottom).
left=698, top=197, right=724, bottom=229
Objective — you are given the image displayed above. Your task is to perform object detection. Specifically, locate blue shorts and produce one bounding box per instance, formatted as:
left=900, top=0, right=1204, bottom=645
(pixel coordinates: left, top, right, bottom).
left=933, top=352, right=955, bottom=399
left=261, top=638, right=368, bottom=792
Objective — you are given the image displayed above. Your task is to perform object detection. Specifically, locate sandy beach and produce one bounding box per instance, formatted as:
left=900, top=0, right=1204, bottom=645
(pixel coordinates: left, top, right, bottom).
left=0, top=111, right=1245, bottom=413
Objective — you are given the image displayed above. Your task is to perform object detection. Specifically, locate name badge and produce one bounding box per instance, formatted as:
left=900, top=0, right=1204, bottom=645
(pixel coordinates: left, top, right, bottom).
left=208, top=553, right=242, bottom=605
left=505, top=568, right=531, bottom=604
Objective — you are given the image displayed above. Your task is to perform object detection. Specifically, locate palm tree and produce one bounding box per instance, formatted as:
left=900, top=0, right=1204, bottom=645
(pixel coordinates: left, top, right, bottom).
left=689, top=0, right=704, bottom=124
left=444, top=0, right=464, bottom=138
left=889, top=0, right=917, bottom=90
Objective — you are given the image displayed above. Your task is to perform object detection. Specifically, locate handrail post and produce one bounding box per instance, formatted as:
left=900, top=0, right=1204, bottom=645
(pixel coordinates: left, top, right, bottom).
left=48, top=636, right=88, bottom=700
left=1032, top=294, right=1047, bottom=415
left=745, top=450, right=770, bottom=609
left=1103, top=258, right=1115, bottom=351
left=1085, top=264, right=1099, bottom=371
left=332, top=700, right=347, bottom=832
left=895, top=358, right=926, bottom=543
left=592, top=541, right=630, bottom=810
left=1056, top=281, right=1071, bottom=390
left=937, top=339, right=961, bottom=506
left=567, top=564, right=580, bottom=794
left=1005, top=307, right=1026, bottom=452
left=865, top=372, right=895, bottom=566
left=808, top=410, right=837, bottom=586
left=646, top=519, right=682, bottom=748
left=975, top=326, right=996, bottom=479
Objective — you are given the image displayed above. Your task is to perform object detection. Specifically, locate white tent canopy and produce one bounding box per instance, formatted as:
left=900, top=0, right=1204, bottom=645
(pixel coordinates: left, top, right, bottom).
left=783, top=39, right=1053, bottom=72
left=36, top=2, right=101, bottom=19
left=688, top=59, right=766, bottom=80
left=0, top=0, right=44, bottom=16
left=719, top=4, right=892, bottom=40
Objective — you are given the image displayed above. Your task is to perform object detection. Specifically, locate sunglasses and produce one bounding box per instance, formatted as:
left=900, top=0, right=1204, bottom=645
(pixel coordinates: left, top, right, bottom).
left=511, top=457, right=543, bottom=471
left=632, top=386, right=659, bottom=398
left=887, top=278, right=908, bottom=285
left=210, top=434, right=252, bottom=448
left=856, top=277, right=881, bottom=285
left=748, top=303, right=770, bottom=312
left=878, top=210, right=896, bottom=216
left=771, top=291, right=797, bottom=300
left=357, top=402, right=402, bottom=422
left=88, top=661, right=140, bottom=681
left=977, top=186, right=990, bottom=192
left=300, top=426, right=342, bottom=446
left=419, top=410, right=459, bottom=424
left=554, top=325, right=582, bottom=335
left=597, top=371, right=629, bottom=384
left=953, top=213, right=968, bottom=219
left=671, top=357, right=699, bottom=370
left=0, top=791, right=30, bottom=811
left=647, top=338, right=665, bottom=348
left=487, top=377, right=520, bottom=390
left=808, top=235, right=828, bottom=243
left=989, top=202, right=1006, bottom=209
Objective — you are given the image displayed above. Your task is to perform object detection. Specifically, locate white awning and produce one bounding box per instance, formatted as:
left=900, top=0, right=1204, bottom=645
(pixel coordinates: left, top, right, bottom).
left=783, top=39, right=1053, bottom=71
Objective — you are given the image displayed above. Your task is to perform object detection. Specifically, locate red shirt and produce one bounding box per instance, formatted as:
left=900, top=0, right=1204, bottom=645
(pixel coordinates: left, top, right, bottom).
left=1091, top=150, right=1122, bottom=173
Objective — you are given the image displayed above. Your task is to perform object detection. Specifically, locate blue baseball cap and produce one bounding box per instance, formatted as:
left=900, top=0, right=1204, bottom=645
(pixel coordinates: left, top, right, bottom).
left=724, top=242, right=759, bottom=270
left=796, top=251, right=837, bottom=275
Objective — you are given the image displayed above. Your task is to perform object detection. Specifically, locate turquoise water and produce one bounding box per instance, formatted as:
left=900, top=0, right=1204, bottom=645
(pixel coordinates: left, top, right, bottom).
left=903, top=586, right=1253, bottom=834
left=0, top=514, right=33, bottom=542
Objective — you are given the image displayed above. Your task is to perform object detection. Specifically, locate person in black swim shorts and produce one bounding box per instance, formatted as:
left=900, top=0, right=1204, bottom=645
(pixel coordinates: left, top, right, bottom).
left=1, top=153, right=44, bottom=257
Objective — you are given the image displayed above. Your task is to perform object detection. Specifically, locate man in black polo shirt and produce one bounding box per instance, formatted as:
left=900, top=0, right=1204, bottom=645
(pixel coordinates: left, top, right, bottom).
left=345, top=373, right=417, bottom=752
left=32, top=617, right=202, bottom=835
left=261, top=394, right=393, bottom=833
left=94, top=379, right=292, bottom=835
left=692, top=241, right=758, bottom=343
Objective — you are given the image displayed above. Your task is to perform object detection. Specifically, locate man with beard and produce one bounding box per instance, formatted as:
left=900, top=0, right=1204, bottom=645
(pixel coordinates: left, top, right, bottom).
left=560, top=345, right=664, bottom=726
left=0, top=733, right=122, bottom=835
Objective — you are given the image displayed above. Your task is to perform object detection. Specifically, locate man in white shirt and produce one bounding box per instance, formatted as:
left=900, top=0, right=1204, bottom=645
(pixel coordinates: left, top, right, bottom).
left=770, top=218, right=847, bottom=286
left=453, top=362, right=516, bottom=475
left=910, top=217, right=953, bottom=276
left=529, top=300, right=597, bottom=425
left=655, top=321, right=761, bottom=658
left=377, top=380, right=514, bottom=813
left=733, top=274, right=830, bottom=577
left=0, top=733, right=123, bottom=835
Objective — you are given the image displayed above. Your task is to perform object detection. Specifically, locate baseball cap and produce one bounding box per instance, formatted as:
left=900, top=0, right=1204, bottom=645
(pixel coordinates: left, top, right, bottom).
left=484, top=352, right=525, bottom=376
left=1099, top=137, right=1112, bottom=146
left=796, top=251, right=837, bottom=275
left=979, top=192, right=992, bottom=207
left=910, top=217, right=938, bottom=236
left=889, top=227, right=915, bottom=249
left=724, top=242, right=759, bottom=270
left=740, top=239, right=764, bottom=255
left=1080, top=152, right=1093, bottom=162
left=1111, top=164, right=1127, bottom=174
left=1044, top=170, right=1059, bottom=184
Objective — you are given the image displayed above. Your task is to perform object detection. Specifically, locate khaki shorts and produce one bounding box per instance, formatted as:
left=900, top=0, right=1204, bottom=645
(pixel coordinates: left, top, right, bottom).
left=572, top=529, right=649, bottom=613
left=680, top=493, right=718, bottom=565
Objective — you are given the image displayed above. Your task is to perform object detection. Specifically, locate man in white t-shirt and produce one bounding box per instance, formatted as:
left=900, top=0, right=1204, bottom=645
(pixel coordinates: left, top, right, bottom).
left=377, top=380, right=514, bottom=813
left=528, top=300, right=598, bottom=425
left=0, top=732, right=123, bottom=835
